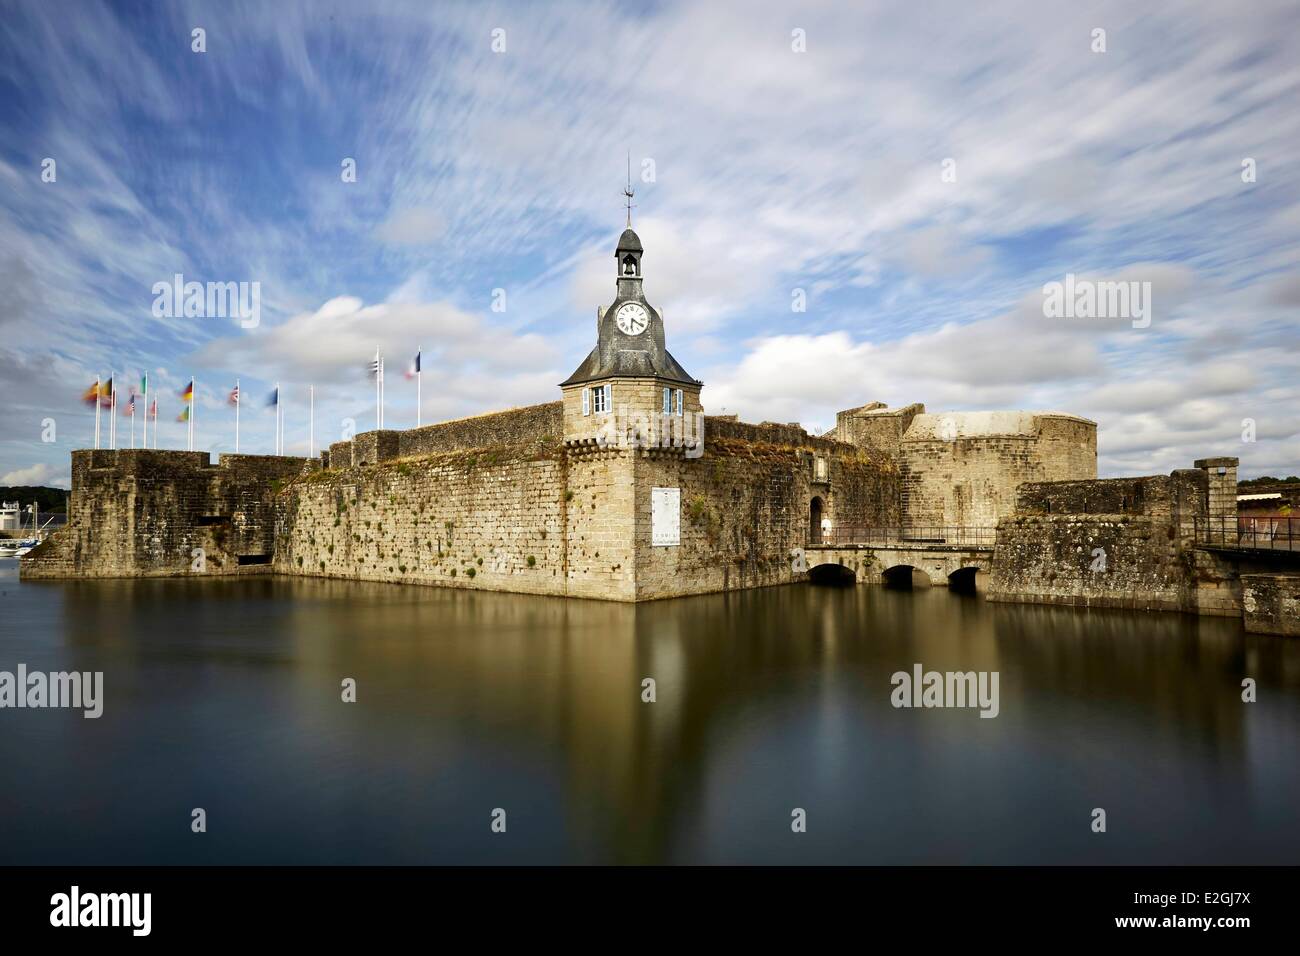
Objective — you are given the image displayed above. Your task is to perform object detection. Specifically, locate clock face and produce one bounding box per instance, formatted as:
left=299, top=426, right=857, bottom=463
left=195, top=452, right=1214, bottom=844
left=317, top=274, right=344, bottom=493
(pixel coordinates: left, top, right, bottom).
left=615, top=302, right=649, bottom=335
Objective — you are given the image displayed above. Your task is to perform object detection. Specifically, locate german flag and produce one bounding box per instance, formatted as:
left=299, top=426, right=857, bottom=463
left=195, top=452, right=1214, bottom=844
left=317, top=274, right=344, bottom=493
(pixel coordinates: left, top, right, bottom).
left=179, top=380, right=194, bottom=402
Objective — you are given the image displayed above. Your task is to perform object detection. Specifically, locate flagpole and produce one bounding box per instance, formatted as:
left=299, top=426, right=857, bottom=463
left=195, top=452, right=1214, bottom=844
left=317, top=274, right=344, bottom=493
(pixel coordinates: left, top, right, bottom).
left=375, top=349, right=381, bottom=431
left=110, top=376, right=117, bottom=450
left=309, top=385, right=315, bottom=458
left=94, top=375, right=101, bottom=449
left=189, top=378, right=195, bottom=452
left=235, top=379, right=240, bottom=454
left=130, top=398, right=135, bottom=448
left=275, top=382, right=281, bottom=455
left=381, top=355, right=385, bottom=429
left=141, top=373, right=148, bottom=452
left=417, top=349, right=422, bottom=428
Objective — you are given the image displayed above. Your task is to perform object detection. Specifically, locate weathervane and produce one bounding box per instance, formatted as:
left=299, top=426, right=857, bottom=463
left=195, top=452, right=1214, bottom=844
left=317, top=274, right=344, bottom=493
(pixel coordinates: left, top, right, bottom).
left=623, top=151, right=636, bottom=227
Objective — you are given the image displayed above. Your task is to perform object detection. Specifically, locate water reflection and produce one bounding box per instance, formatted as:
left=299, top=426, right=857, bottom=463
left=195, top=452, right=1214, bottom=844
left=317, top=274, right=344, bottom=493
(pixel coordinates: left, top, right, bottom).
left=2, top=564, right=1298, bottom=864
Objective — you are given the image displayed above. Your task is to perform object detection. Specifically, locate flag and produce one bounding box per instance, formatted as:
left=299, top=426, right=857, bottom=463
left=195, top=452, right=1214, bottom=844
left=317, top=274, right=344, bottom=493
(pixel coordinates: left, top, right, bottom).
left=100, top=376, right=114, bottom=407
left=150, top=399, right=157, bottom=418
left=180, top=380, right=194, bottom=401
left=177, top=405, right=190, bottom=422
left=140, top=372, right=148, bottom=395
left=228, top=384, right=240, bottom=406
left=266, top=386, right=278, bottom=408
left=82, top=382, right=100, bottom=406
left=405, top=351, right=421, bottom=380
left=126, top=395, right=135, bottom=416
left=369, top=357, right=381, bottom=378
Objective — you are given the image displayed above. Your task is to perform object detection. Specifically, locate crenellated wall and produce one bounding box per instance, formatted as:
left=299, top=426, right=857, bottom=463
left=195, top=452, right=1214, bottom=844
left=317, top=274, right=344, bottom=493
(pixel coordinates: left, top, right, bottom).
left=633, top=435, right=899, bottom=600
left=26, top=403, right=899, bottom=602
left=834, top=403, right=1097, bottom=531
left=985, top=463, right=1249, bottom=616
left=21, top=449, right=304, bottom=578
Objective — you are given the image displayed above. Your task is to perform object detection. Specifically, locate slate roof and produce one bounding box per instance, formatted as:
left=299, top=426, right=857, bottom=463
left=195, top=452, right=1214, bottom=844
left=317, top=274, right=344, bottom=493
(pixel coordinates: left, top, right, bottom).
left=561, top=344, right=698, bottom=386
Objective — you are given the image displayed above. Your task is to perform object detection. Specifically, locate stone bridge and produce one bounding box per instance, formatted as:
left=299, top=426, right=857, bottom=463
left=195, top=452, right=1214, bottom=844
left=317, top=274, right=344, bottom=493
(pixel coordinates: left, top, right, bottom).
left=804, top=529, right=994, bottom=589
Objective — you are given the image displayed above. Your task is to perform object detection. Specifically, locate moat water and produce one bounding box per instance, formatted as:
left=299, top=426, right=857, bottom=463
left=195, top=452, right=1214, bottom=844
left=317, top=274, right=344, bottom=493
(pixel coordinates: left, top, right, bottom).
left=1, top=559, right=1298, bottom=865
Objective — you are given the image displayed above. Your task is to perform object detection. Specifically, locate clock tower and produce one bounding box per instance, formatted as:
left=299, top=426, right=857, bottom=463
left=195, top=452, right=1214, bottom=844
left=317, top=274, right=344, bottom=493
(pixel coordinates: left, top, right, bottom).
left=560, top=223, right=703, bottom=449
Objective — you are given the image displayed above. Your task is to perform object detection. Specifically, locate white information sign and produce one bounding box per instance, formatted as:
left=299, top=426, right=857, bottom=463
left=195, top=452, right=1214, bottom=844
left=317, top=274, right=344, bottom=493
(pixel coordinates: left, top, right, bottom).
left=651, top=487, right=681, bottom=547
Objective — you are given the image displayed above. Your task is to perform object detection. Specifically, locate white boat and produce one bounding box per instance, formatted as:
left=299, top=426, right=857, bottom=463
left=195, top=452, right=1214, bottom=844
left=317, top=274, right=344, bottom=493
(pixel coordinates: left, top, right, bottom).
left=1, top=537, right=39, bottom=558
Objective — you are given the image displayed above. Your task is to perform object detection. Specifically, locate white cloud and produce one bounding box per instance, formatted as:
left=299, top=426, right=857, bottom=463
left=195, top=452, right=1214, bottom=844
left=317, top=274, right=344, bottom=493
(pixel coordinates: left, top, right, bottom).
left=1, top=462, right=68, bottom=488
left=374, top=206, right=446, bottom=245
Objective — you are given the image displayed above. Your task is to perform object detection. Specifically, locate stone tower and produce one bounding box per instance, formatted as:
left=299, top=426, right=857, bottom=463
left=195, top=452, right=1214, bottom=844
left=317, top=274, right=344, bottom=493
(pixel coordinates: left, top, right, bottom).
left=560, top=225, right=703, bottom=448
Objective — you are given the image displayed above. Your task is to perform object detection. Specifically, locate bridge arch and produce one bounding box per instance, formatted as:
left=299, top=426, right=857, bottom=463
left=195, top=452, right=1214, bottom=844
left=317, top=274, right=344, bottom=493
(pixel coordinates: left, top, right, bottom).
left=881, top=564, right=925, bottom=590
left=947, top=565, right=982, bottom=594
left=808, top=562, right=856, bottom=586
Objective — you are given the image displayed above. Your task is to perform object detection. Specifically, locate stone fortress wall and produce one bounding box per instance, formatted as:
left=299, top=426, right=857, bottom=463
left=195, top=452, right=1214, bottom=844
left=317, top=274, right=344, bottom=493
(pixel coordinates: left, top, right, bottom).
left=21, top=449, right=303, bottom=578
left=834, top=402, right=1098, bottom=530
left=281, top=404, right=897, bottom=601
left=983, top=455, right=1295, bottom=633
left=21, top=402, right=1297, bottom=632
left=26, top=402, right=899, bottom=603
left=986, top=467, right=1214, bottom=613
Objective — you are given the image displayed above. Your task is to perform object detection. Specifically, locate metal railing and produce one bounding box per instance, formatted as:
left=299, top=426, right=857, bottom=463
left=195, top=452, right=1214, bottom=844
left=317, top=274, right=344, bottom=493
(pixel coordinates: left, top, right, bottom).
left=1195, top=516, right=1300, bottom=552
left=809, top=526, right=997, bottom=548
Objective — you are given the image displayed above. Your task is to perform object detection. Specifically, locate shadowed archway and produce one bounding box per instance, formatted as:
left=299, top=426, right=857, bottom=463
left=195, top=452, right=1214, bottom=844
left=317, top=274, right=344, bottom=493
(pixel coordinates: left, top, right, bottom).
left=808, top=563, right=855, bottom=586
left=809, top=496, right=824, bottom=544
left=948, top=566, right=982, bottom=594
left=881, top=565, right=917, bottom=590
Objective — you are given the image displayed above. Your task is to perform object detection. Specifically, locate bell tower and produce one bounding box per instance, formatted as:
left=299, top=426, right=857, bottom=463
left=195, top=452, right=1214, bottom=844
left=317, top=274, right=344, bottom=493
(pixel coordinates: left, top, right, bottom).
left=559, top=198, right=703, bottom=448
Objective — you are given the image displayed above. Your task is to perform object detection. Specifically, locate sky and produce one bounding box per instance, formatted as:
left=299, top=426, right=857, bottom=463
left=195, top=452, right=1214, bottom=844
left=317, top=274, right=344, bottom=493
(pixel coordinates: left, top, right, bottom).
left=1, top=0, right=1297, bottom=489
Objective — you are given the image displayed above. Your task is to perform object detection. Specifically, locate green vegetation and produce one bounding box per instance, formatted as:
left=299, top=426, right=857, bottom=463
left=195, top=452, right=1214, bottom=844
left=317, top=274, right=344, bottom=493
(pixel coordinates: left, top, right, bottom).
left=0, top=489, right=67, bottom=512
left=687, top=494, right=722, bottom=545
left=1240, top=475, right=1300, bottom=486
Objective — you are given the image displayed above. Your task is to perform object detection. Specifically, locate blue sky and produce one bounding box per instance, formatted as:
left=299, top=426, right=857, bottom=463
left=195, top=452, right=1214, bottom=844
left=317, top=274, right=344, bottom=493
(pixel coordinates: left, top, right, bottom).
left=1, top=0, right=1297, bottom=487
